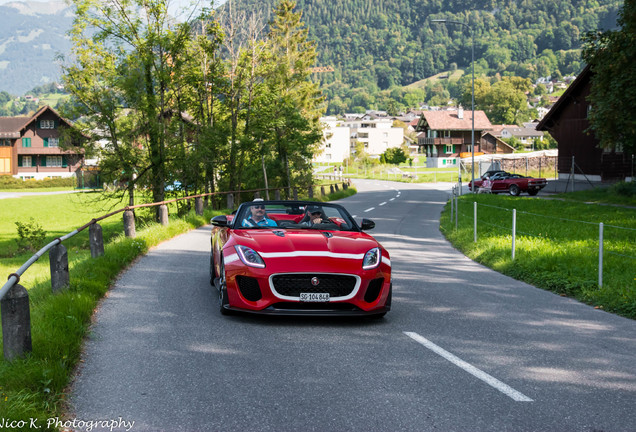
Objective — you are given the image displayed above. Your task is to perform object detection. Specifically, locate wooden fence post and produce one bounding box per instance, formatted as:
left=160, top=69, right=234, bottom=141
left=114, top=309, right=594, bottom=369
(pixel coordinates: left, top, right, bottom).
left=343, top=182, right=348, bottom=190
left=50, top=243, right=70, bottom=292
left=293, top=188, right=298, bottom=200
left=123, top=210, right=136, bottom=238
left=275, top=190, right=281, bottom=200
left=195, top=197, right=204, bottom=216
left=330, top=184, right=335, bottom=194
left=159, top=204, right=169, bottom=226
left=89, top=223, right=104, bottom=258
left=335, top=183, right=339, bottom=192
left=308, top=186, right=314, bottom=199
left=321, top=186, right=326, bottom=196
left=1, top=284, right=32, bottom=360
left=227, top=193, right=234, bottom=210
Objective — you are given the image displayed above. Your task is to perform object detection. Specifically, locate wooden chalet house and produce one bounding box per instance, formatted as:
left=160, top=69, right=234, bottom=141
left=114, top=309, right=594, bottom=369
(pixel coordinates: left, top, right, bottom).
left=536, top=64, right=633, bottom=181
left=0, top=106, right=84, bottom=180
left=414, top=108, right=499, bottom=168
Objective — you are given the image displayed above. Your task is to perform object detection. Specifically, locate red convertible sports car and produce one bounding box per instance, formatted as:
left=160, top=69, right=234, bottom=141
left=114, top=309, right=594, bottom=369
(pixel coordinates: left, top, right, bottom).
left=480, top=171, right=548, bottom=196
left=210, top=200, right=392, bottom=317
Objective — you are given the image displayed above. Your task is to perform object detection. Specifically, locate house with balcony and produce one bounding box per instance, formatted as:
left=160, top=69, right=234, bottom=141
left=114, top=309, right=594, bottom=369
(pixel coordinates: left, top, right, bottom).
left=414, top=107, right=494, bottom=168
left=0, top=105, right=85, bottom=179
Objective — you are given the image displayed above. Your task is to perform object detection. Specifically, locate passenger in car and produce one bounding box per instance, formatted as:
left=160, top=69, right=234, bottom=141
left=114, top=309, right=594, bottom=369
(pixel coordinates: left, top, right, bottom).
left=241, top=204, right=278, bottom=227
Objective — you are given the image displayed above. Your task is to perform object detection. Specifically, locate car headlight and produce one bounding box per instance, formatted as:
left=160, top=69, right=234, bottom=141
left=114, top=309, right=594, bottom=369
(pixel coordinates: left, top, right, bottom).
left=363, top=247, right=380, bottom=270
left=235, top=245, right=265, bottom=268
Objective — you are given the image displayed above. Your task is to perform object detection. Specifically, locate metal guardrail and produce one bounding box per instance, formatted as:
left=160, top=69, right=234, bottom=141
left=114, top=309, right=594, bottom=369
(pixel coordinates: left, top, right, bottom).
left=1, top=181, right=350, bottom=359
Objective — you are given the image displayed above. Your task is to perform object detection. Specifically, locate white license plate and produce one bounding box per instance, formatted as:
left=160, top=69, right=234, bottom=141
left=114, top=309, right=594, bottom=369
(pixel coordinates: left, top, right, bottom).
left=300, top=292, right=330, bottom=302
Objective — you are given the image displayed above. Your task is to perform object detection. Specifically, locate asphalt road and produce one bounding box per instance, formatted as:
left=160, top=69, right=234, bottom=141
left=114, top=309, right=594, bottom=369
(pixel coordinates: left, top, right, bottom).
left=69, top=179, right=636, bottom=432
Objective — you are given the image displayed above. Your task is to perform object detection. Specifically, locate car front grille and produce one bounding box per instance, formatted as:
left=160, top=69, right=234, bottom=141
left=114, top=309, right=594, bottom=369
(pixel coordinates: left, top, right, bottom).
left=271, top=274, right=357, bottom=297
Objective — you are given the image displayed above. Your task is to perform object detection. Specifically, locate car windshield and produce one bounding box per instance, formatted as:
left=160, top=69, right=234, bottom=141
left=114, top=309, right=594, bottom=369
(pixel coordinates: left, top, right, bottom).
left=234, top=201, right=359, bottom=232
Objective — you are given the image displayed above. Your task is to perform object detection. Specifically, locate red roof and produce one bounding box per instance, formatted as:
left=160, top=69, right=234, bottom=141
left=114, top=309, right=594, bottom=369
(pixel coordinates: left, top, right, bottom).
left=419, top=109, right=492, bottom=131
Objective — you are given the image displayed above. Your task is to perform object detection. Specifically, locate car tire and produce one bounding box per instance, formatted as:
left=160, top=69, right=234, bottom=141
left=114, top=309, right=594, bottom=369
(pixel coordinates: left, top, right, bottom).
left=509, top=184, right=521, bottom=196
left=218, top=254, right=231, bottom=315
left=528, top=189, right=539, bottom=196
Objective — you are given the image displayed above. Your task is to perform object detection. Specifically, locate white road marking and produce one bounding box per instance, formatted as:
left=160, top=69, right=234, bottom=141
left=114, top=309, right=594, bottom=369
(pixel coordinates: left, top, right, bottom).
left=364, top=207, right=375, bottom=213
left=390, top=198, right=395, bottom=201
left=379, top=202, right=387, bottom=206
left=404, top=332, right=533, bottom=402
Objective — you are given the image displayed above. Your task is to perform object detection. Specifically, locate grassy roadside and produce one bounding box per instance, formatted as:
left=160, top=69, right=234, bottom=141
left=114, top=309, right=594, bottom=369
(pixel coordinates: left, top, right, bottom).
left=440, top=188, right=636, bottom=319
left=0, top=187, right=356, bottom=430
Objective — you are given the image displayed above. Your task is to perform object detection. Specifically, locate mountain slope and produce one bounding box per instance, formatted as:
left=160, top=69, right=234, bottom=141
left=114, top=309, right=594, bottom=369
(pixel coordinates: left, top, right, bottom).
left=222, top=0, right=621, bottom=112
left=0, top=1, right=74, bottom=95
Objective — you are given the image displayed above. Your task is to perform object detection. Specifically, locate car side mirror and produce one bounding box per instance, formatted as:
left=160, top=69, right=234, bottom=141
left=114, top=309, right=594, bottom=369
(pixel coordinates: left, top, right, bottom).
left=360, top=218, right=375, bottom=231
left=211, top=215, right=229, bottom=227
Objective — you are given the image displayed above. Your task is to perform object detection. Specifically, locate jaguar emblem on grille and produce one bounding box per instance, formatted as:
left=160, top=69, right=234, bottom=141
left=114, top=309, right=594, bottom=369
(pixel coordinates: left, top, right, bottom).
left=311, top=277, right=320, bottom=286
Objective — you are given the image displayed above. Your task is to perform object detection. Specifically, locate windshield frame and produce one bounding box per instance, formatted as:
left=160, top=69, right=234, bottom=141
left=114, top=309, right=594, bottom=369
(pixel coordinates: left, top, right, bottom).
left=232, top=200, right=361, bottom=232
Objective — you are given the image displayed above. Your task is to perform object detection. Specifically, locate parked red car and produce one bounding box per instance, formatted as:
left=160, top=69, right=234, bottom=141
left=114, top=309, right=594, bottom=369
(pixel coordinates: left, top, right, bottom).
left=481, top=172, right=547, bottom=196
left=467, top=170, right=507, bottom=191
left=210, top=200, right=392, bottom=317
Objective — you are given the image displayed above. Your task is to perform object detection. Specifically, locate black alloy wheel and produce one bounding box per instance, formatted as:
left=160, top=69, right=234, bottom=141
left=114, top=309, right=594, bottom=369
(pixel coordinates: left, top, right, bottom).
left=509, top=184, right=521, bottom=196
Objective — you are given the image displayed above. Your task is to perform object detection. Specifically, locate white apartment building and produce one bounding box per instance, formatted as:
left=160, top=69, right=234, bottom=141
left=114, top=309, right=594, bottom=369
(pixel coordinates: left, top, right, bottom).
left=345, top=118, right=403, bottom=156
left=314, top=117, right=351, bottom=163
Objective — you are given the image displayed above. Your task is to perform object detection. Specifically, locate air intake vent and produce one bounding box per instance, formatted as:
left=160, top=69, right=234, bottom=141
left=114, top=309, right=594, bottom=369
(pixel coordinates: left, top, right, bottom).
left=236, top=276, right=262, bottom=301
left=364, top=278, right=384, bottom=303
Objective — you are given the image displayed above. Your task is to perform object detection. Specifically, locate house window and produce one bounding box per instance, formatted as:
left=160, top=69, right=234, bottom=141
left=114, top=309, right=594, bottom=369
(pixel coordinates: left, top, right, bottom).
left=44, top=137, right=60, bottom=147
left=40, top=120, right=56, bottom=129
left=325, top=154, right=332, bottom=160
left=443, top=130, right=451, bottom=138
left=22, top=138, right=32, bottom=148
left=0, top=139, right=11, bottom=146
left=445, top=145, right=454, bottom=154
left=325, top=143, right=331, bottom=148
left=21, top=156, right=32, bottom=167
left=47, top=156, right=63, bottom=167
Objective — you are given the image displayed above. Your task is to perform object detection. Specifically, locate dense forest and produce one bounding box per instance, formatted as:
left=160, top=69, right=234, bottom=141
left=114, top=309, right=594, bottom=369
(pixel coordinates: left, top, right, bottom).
left=222, top=0, right=621, bottom=113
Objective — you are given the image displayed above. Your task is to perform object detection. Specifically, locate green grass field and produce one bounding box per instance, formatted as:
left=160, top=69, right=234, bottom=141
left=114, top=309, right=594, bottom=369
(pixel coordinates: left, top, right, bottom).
left=441, top=192, right=636, bottom=318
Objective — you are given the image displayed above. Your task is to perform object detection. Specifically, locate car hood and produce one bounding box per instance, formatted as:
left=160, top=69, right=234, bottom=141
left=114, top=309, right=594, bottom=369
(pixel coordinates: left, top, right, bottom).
left=232, top=229, right=381, bottom=256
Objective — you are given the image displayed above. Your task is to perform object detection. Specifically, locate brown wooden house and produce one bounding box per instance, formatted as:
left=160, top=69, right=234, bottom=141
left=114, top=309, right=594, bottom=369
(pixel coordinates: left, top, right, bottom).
left=536, top=64, right=634, bottom=181
left=415, top=108, right=496, bottom=168
left=0, top=106, right=84, bottom=179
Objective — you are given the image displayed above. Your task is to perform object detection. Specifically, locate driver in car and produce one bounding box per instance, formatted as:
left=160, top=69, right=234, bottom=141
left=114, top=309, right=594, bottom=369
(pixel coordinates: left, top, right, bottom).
left=301, top=205, right=329, bottom=226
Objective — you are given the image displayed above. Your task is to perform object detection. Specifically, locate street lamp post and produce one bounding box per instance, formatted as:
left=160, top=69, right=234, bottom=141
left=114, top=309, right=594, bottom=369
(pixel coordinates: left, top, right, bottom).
left=431, top=19, right=475, bottom=193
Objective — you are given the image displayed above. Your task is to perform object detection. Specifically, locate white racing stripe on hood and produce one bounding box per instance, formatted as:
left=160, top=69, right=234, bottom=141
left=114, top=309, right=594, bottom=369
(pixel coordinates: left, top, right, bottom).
left=259, top=251, right=364, bottom=260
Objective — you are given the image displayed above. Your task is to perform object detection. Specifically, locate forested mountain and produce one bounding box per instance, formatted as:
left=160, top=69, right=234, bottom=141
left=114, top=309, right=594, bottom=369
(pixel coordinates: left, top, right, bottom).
left=221, top=0, right=621, bottom=113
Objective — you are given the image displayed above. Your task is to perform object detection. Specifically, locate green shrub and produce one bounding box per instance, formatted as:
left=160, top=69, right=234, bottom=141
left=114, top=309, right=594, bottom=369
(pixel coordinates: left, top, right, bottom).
left=14, top=218, right=46, bottom=253
left=610, top=181, right=636, bottom=197
left=0, top=176, right=75, bottom=190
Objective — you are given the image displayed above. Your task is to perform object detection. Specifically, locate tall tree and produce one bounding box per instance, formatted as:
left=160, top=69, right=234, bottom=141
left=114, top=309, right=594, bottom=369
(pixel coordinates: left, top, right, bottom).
left=62, top=0, right=198, bottom=218
left=582, top=0, right=636, bottom=155
left=261, top=0, right=324, bottom=191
